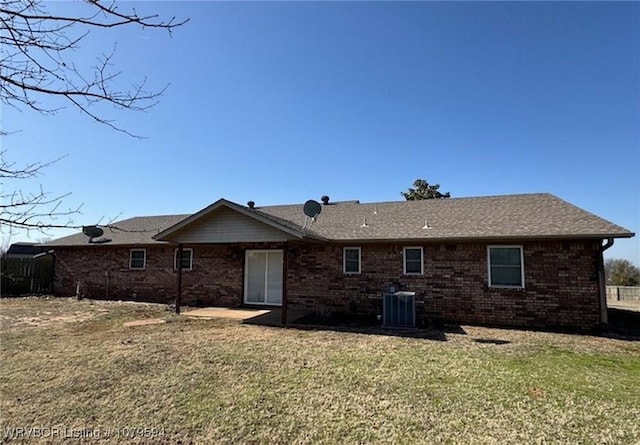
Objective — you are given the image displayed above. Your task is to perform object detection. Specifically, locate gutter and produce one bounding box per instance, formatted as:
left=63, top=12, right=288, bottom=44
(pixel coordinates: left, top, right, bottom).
left=333, top=233, right=634, bottom=244
left=598, top=238, right=614, bottom=326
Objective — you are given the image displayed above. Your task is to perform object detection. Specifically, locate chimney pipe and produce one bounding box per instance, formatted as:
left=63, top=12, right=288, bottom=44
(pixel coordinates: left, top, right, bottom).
left=247, top=201, right=255, bottom=209
left=321, top=195, right=330, bottom=205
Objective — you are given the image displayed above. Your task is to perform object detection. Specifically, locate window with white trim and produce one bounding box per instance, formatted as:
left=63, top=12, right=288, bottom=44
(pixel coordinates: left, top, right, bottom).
left=174, top=248, right=193, bottom=270
left=129, top=249, right=146, bottom=270
left=403, top=247, right=423, bottom=275
left=488, top=246, right=524, bottom=288
left=343, top=247, right=361, bottom=274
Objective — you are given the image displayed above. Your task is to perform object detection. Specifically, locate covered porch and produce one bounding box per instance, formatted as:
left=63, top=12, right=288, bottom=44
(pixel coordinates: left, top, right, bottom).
left=151, top=199, right=323, bottom=313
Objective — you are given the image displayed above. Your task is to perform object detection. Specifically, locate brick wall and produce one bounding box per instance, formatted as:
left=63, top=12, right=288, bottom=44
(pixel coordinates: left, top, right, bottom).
left=285, top=240, right=602, bottom=330
left=54, top=246, right=177, bottom=303
left=53, top=242, right=283, bottom=306
left=179, top=245, right=244, bottom=306
left=53, top=239, right=603, bottom=330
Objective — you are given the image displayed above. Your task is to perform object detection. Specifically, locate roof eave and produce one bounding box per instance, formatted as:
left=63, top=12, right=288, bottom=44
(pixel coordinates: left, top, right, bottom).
left=327, top=232, right=635, bottom=243
left=46, top=241, right=174, bottom=248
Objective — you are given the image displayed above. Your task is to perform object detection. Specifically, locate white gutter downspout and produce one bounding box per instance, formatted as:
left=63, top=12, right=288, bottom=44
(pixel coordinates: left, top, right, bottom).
left=598, top=238, right=614, bottom=326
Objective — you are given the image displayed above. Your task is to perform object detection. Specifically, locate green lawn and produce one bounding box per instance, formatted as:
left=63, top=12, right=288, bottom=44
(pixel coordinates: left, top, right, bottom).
left=1, top=297, right=639, bottom=444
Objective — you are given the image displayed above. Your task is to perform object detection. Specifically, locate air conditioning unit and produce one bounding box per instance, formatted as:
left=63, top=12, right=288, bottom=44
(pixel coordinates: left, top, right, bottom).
left=383, top=291, right=416, bottom=328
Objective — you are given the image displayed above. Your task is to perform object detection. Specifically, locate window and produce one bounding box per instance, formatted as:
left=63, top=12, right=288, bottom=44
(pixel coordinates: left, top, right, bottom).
left=129, top=249, right=146, bottom=270
left=403, top=247, right=423, bottom=275
left=488, top=246, right=524, bottom=288
left=174, top=248, right=193, bottom=270
left=343, top=247, right=361, bottom=274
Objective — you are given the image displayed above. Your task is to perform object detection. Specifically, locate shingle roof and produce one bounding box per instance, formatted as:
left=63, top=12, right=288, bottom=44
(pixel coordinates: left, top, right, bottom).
left=257, top=193, right=634, bottom=241
left=45, top=193, right=634, bottom=247
left=46, top=214, right=189, bottom=246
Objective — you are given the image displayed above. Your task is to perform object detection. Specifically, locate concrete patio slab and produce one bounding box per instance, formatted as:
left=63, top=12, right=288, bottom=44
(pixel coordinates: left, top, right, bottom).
left=182, top=307, right=271, bottom=320
left=182, top=307, right=312, bottom=326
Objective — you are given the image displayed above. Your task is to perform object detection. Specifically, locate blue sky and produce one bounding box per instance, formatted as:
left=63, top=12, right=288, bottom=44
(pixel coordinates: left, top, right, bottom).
left=3, top=1, right=639, bottom=263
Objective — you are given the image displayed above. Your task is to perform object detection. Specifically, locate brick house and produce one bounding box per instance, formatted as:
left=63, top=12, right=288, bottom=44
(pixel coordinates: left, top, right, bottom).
left=46, top=193, right=634, bottom=330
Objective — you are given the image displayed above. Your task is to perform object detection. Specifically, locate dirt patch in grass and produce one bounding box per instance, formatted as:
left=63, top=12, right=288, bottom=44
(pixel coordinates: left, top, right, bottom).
left=1, top=297, right=639, bottom=444
left=0, top=296, right=170, bottom=330
left=123, top=318, right=167, bottom=327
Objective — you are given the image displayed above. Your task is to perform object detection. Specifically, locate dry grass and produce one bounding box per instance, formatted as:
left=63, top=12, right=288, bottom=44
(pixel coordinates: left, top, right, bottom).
left=1, top=297, right=639, bottom=444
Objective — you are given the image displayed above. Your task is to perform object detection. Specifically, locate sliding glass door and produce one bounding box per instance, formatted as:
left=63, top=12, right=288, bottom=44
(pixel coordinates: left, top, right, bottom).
left=244, top=250, right=283, bottom=305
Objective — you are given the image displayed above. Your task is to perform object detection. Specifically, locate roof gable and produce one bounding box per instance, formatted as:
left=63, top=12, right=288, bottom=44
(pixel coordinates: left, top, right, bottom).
left=153, top=199, right=324, bottom=243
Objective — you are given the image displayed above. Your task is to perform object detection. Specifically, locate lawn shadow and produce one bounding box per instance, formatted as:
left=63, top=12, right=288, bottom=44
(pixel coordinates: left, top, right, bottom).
left=217, top=308, right=448, bottom=340
left=279, top=312, right=457, bottom=341
left=602, top=308, right=640, bottom=341
left=288, top=322, right=450, bottom=341
left=244, top=307, right=640, bottom=342
left=442, top=324, right=467, bottom=335
left=473, top=338, right=511, bottom=345
left=242, top=308, right=311, bottom=327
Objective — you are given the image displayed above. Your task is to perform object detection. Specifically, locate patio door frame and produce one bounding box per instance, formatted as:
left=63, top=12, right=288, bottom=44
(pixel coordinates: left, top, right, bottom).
left=243, top=249, right=284, bottom=306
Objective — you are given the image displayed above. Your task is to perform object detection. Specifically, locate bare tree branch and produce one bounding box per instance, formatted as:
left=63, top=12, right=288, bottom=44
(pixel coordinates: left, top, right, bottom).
left=0, top=0, right=188, bottom=134
left=0, top=0, right=188, bottom=234
left=0, top=150, right=80, bottom=235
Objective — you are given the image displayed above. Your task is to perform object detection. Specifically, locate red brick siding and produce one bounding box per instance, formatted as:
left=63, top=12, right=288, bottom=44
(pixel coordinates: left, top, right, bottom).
left=53, top=240, right=602, bottom=329
left=285, top=240, right=602, bottom=330
left=179, top=245, right=244, bottom=306
left=53, top=246, right=176, bottom=303
left=53, top=243, right=284, bottom=306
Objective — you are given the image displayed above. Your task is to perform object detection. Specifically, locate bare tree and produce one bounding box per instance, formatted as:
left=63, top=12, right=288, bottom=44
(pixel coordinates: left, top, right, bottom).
left=1, top=0, right=187, bottom=135
left=0, top=0, right=187, bottom=235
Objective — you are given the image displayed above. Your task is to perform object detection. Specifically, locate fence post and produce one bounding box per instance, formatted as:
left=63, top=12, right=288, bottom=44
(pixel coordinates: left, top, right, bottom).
left=617, top=286, right=620, bottom=301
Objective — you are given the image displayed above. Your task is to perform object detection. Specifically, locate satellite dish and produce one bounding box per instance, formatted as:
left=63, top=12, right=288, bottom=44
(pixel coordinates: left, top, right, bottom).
left=303, top=200, right=322, bottom=218
left=83, top=226, right=104, bottom=238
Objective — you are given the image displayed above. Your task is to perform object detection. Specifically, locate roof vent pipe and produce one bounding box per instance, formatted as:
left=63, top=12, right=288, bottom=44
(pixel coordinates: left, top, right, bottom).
left=321, top=195, right=330, bottom=205
left=247, top=201, right=255, bottom=209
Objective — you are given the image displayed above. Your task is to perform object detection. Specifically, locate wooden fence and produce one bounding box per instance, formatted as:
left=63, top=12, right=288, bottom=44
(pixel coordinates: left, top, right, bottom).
left=606, top=285, right=640, bottom=303
left=1, top=255, right=54, bottom=296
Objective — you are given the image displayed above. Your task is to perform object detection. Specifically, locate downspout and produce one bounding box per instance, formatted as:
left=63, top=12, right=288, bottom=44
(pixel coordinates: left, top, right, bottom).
left=176, top=243, right=183, bottom=314
left=598, top=238, right=614, bottom=326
